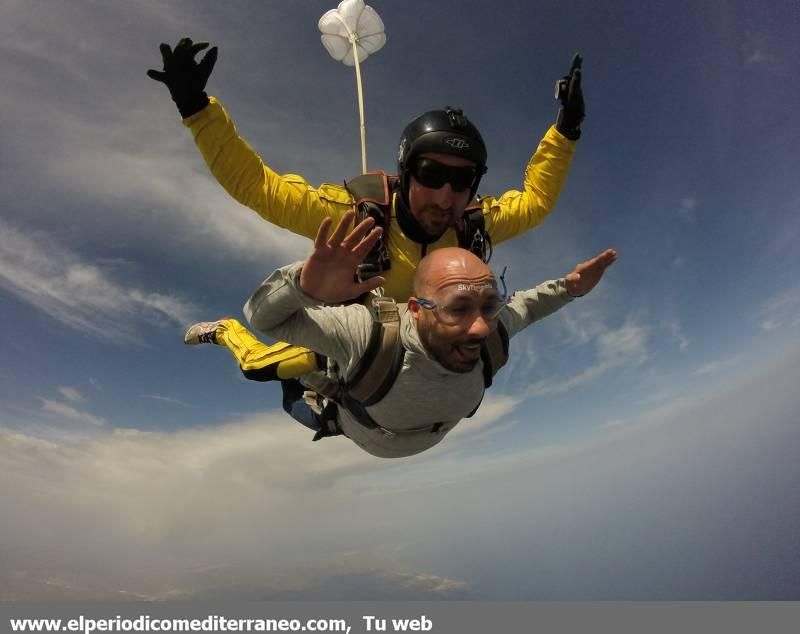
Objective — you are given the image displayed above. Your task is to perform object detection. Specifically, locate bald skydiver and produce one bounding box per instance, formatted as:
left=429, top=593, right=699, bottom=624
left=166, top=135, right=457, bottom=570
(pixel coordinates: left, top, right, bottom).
left=239, top=212, right=616, bottom=457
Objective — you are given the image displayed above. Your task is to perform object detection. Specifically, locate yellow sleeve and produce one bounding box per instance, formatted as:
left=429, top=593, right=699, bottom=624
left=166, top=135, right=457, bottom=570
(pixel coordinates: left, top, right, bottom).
left=182, top=97, right=353, bottom=240
left=482, top=125, right=577, bottom=245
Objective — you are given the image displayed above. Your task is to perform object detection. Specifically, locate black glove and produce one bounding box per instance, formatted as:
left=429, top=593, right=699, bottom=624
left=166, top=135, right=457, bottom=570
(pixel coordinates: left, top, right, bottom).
left=555, top=53, right=585, bottom=140
left=147, top=37, right=218, bottom=119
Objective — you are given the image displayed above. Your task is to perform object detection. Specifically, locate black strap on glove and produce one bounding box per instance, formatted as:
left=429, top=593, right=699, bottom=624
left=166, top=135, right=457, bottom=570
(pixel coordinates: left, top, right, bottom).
left=555, top=53, right=585, bottom=141
left=147, top=37, right=218, bottom=119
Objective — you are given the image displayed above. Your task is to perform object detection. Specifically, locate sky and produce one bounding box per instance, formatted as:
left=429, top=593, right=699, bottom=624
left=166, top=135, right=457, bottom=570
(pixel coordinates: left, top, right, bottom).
left=1, top=0, right=799, bottom=600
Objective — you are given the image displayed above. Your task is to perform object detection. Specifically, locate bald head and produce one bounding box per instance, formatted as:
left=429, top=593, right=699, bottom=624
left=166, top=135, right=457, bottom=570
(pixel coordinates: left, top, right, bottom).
left=413, top=247, right=494, bottom=297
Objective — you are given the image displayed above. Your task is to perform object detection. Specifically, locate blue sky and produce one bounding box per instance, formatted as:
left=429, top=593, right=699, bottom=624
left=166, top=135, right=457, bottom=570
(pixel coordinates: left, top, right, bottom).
left=1, top=0, right=799, bottom=599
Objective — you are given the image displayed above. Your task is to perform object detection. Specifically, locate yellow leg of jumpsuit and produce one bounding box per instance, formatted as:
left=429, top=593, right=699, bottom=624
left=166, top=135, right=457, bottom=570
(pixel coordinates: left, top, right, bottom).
left=214, top=319, right=320, bottom=381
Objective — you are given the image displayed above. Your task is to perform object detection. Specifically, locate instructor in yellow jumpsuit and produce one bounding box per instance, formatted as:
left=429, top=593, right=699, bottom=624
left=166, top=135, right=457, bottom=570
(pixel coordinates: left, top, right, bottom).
left=148, top=38, right=586, bottom=385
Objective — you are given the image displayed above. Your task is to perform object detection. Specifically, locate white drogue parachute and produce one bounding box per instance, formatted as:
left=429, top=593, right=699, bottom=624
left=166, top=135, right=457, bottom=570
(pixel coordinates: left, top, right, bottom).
left=319, top=0, right=386, bottom=174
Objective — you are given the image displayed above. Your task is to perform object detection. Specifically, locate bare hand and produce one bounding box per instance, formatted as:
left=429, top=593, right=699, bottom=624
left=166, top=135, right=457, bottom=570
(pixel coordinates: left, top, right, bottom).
left=565, top=249, right=617, bottom=297
left=299, top=211, right=385, bottom=303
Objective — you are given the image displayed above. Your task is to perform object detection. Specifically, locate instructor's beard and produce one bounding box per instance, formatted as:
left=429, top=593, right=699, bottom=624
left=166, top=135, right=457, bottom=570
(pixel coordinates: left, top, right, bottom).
left=415, top=205, right=458, bottom=240
left=396, top=193, right=461, bottom=245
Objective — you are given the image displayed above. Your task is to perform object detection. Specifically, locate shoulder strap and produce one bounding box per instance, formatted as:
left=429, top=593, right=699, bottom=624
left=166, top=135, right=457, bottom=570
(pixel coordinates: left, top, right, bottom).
left=345, top=297, right=406, bottom=406
left=345, top=173, right=398, bottom=281
left=348, top=174, right=491, bottom=267
left=466, top=320, right=510, bottom=419
left=459, top=204, right=492, bottom=263
left=480, top=319, right=510, bottom=389
left=346, top=172, right=395, bottom=208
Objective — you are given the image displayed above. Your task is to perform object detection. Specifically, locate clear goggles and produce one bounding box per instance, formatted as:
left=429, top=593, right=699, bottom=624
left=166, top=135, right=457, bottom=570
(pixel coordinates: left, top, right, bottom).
left=414, top=267, right=509, bottom=326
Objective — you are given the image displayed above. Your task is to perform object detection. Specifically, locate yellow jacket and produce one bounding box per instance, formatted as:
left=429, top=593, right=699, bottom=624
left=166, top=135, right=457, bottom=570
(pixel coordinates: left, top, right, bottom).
left=184, top=97, right=577, bottom=301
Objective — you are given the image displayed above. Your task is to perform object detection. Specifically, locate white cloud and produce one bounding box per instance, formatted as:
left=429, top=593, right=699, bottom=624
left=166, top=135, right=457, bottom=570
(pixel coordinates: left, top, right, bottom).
left=0, top=386, right=596, bottom=596
left=0, top=220, right=197, bottom=341
left=596, top=322, right=648, bottom=363
left=0, top=0, right=348, bottom=280
left=558, top=307, right=608, bottom=346
left=497, top=332, right=538, bottom=384
left=448, top=393, right=521, bottom=438
left=38, top=135, right=311, bottom=263
left=143, top=394, right=188, bottom=407
left=499, top=299, right=623, bottom=392
left=0, top=409, right=475, bottom=598
left=668, top=320, right=689, bottom=351
left=692, top=361, right=721, bottom=376
left=756, top=287, right=800, bottom=334
left=57, top=387, right=85, bottom=403
left=525, top=320, right=648, bottom=397
left=0, top=30, right=327, bottom=268
left=3, top=340, right=800, bottom=599
left=691, top=355, right=741, bottom=377
left=41, top=399, right=106, bottom=427
left=759, top=287, right=800, bottom=314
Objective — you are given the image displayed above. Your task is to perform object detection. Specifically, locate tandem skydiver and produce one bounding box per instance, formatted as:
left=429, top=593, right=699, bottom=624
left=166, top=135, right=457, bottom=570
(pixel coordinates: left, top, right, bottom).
left=240, top=211, right=615, bottom=456
left=147, top=38, right=587, bottom=429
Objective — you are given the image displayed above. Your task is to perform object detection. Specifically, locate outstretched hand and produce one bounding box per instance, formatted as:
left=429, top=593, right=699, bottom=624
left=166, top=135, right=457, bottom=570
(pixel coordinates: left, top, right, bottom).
left=147, top=37, right=218, bottom=118
left=300, top=212, right=385, bottom=303
left=565, top=249, right=617, bottom=297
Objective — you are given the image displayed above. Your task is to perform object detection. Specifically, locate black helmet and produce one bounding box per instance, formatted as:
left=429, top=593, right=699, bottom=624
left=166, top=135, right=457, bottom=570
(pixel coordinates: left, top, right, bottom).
left=397, top=106, right=488, bottom=205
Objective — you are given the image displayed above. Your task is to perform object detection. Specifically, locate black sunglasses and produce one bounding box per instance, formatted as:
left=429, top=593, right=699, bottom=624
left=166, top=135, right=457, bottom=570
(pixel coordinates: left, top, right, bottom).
left=409, top=158, right=479, bottom=193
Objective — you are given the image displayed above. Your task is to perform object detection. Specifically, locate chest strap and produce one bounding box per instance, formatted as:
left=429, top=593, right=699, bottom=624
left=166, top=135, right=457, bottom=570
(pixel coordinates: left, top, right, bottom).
left=345, top=173, right=492, bottom=279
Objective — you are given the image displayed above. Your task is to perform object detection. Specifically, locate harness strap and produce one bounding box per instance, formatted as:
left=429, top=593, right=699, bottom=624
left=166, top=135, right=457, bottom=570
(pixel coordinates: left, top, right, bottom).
left=481, top=320, right=510, bottom=389
left=467, top=320, right=510, bottom=418
left=316, top=310, right=510, bottom=436
left=345, top=173, right=395, bottom=282
left=298, top=371, right=340, bottom=401
left=346, top=297, right=405, bottom=406
left=346, top=173, right=492, bottom=275
left=459, top=206, right=492, bottom=263
left=342, top=392, right=448, bottom=437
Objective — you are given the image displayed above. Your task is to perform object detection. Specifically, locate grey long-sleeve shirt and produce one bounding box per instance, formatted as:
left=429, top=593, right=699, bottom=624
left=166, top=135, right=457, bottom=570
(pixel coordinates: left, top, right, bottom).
left=244, top=262, right=573, bottom=458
